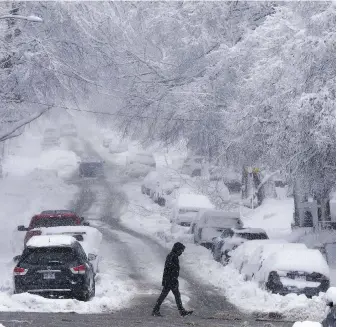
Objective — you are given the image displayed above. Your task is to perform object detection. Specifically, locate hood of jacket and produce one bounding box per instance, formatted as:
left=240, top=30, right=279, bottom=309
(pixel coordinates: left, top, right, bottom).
left=172, top=242, right=185, bottom=253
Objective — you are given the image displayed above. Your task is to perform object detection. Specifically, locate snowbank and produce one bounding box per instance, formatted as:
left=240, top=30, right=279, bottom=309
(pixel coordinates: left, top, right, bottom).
left=293, top=322, right=322, bottom=327
left=242, top=198, right=294, bottom=238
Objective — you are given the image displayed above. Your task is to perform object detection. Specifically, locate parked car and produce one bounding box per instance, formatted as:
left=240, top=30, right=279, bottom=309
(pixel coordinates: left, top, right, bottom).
left=254, top=248, right=330, bottom=297
left=141, top=171, right=160, bottom=196
left=109, top=142, right=128, bottom=154
left=17, top=212, right=89, bottom=246
left=141, top=170, right=183, bottom=206
left=27, top=226, right=102, bottom=273
left=234, top=241, right=307, bottom=280
left=79, top=158, right=104, bottom=178
left=41, top=128, right=60, bottom=149
left=60, top=124, right=77, bottom=137
left=171, top=193, right=214, bottom=226
left=191, top=210, right=242, bottom=249
left=212, top=227, right=268, bottom=264
left=14, top=235, right=96, bottom=301
left=181, top=156, right=204, bottom=177
left=102, top=137, right=112, bottom=148
left=128, top=151, right=156, bottom=168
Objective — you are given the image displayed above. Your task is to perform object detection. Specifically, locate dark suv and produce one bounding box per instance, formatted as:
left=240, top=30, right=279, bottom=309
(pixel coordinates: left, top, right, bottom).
left=14, top=235, right=95, bottom=301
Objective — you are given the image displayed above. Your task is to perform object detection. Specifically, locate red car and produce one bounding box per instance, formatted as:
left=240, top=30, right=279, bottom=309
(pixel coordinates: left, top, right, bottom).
left=18, top=211, right=89, bottom=246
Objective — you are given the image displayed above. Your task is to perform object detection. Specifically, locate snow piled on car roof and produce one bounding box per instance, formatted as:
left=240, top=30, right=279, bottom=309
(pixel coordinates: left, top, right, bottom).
left=262, top=249, right=330, bottom=277
left=27, top=235, right=77, bottom=247
left=176, top=193, right=214, bottom=209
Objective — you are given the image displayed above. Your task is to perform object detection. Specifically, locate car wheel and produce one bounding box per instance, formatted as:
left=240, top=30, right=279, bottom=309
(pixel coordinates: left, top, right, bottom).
left=14, top=288, right=23, bottom=294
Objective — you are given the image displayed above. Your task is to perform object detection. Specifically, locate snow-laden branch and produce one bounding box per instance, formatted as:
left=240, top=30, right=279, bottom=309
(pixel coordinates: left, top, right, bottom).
left=0, top=107, right=51, bottom=142
left=0, top=14, right=43, bottom=22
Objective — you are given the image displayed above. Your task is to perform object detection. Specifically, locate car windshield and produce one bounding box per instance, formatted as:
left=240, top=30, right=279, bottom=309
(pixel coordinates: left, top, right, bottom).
left=207, top=216, right=239, bottom=228
left=179, top=209, right=199, bottom=214
left=20, top=247, right=76, bottom=265
left=31, top=217, right=78, bottom=228
left=81, top=163, right=102, bottom=169
left=236, top=232, right=268, bottom=240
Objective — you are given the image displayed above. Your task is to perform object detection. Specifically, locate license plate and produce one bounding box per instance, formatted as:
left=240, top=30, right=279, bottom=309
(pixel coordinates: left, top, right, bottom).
left=43, top=272, right=55, bottom=280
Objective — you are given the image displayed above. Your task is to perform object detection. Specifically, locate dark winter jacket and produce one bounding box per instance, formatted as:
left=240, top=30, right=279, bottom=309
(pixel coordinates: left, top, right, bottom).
left=162, top=242, right=185, bottom=288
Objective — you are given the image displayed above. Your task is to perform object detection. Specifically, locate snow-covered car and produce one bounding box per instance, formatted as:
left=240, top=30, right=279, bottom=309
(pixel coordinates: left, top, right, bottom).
left=229, top=239, right=288, bottom=274
left=233, top=241, right=307, bottom=280
left=171, top=193, right=214, bottom=226
left=141, top=170, right=185, bottom=206
left=191, top=210, right=242, bottom=249
left=60, top=123, right=77, bottom=137
left=141, top=171, right=160, bottom=196
left=254, top=248, right=330, bottom=297
left=27, top=226, right=102, bottom=273
left=181, top=156, right=204, bottom=177
left=102, top=137, right=112, bottom=148
left=18, top=211, right=89, bottom=246
left=79, top=158, right=104, bottom=178
left=128, top=151, right=156, bottom=168
left=126, top=162, right=153, bottom=178
left=212, top=227, right=268, bottom=264
left=109, top=142, right=128, bottom=154
left=41, top=128, right=60, bottom=149
left=14, top=235, right=96, bottom=301
left=242, top=240, right=307, bottom=280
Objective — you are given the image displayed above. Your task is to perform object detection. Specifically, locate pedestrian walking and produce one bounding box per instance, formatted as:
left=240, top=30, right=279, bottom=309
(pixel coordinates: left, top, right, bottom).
left=152, top=242, right=193, bottom=317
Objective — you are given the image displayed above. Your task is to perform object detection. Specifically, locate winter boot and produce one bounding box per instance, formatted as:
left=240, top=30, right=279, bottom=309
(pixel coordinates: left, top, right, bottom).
left=180, top=309, right=193, bottom=317
left=152, top=310, right=163, bottom=317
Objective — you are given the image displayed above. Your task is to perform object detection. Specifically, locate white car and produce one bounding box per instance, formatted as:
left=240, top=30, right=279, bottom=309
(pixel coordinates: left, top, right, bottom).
left=41, top=128, right=60, bottom=149
left=212, top=227, right=269, bottom=263
left=28, top=226, right=102, bottom=273
left=102, top=137, right=112, bottom=148
left=171, top=193, right=214, bottom=226
left=241, top=242, right=308, bottom=281
left=60, top=124, right=77, bottom=137
left=192, top=210, right=242, bottom=249
left=128, top=151, right=156, bottom=168
left=181, top=156, right=204, bottom=177
left=254, top=248, right=330, bottom=297
left=109, top=142, right=128, bottom=154
left=141, top=171, right=160, bottom=196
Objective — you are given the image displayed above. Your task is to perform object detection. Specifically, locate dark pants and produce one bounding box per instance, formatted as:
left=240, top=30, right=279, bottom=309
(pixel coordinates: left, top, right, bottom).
left=153, top=284, right=183, bottom=312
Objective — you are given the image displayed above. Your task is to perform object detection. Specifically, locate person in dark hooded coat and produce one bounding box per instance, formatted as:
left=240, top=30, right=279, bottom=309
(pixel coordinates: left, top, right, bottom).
left=152, top=242, right=193, bottom=317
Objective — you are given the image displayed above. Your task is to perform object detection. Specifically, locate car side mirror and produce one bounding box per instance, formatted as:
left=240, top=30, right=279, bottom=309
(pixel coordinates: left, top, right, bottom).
left=17, top=225, right=28, bottom=232
left=13, top=255, right=21, bottom=262
left=83, top=221, right=90, bottom=226
left=88, top=253, right=97, bottom=261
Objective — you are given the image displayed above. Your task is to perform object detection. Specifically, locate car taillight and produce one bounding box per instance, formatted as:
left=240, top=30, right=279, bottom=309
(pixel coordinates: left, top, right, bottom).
left=70, top=264, right=86, bottom=275
left=14, top=267, right=28, bottom=276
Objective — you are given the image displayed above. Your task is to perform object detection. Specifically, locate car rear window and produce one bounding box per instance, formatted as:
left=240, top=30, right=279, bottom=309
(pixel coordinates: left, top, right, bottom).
left=236, top=232, right=268, bottom=240
left=31, top=217, right=78, bottom=228
left=20, top=247, right=77, bottom=265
